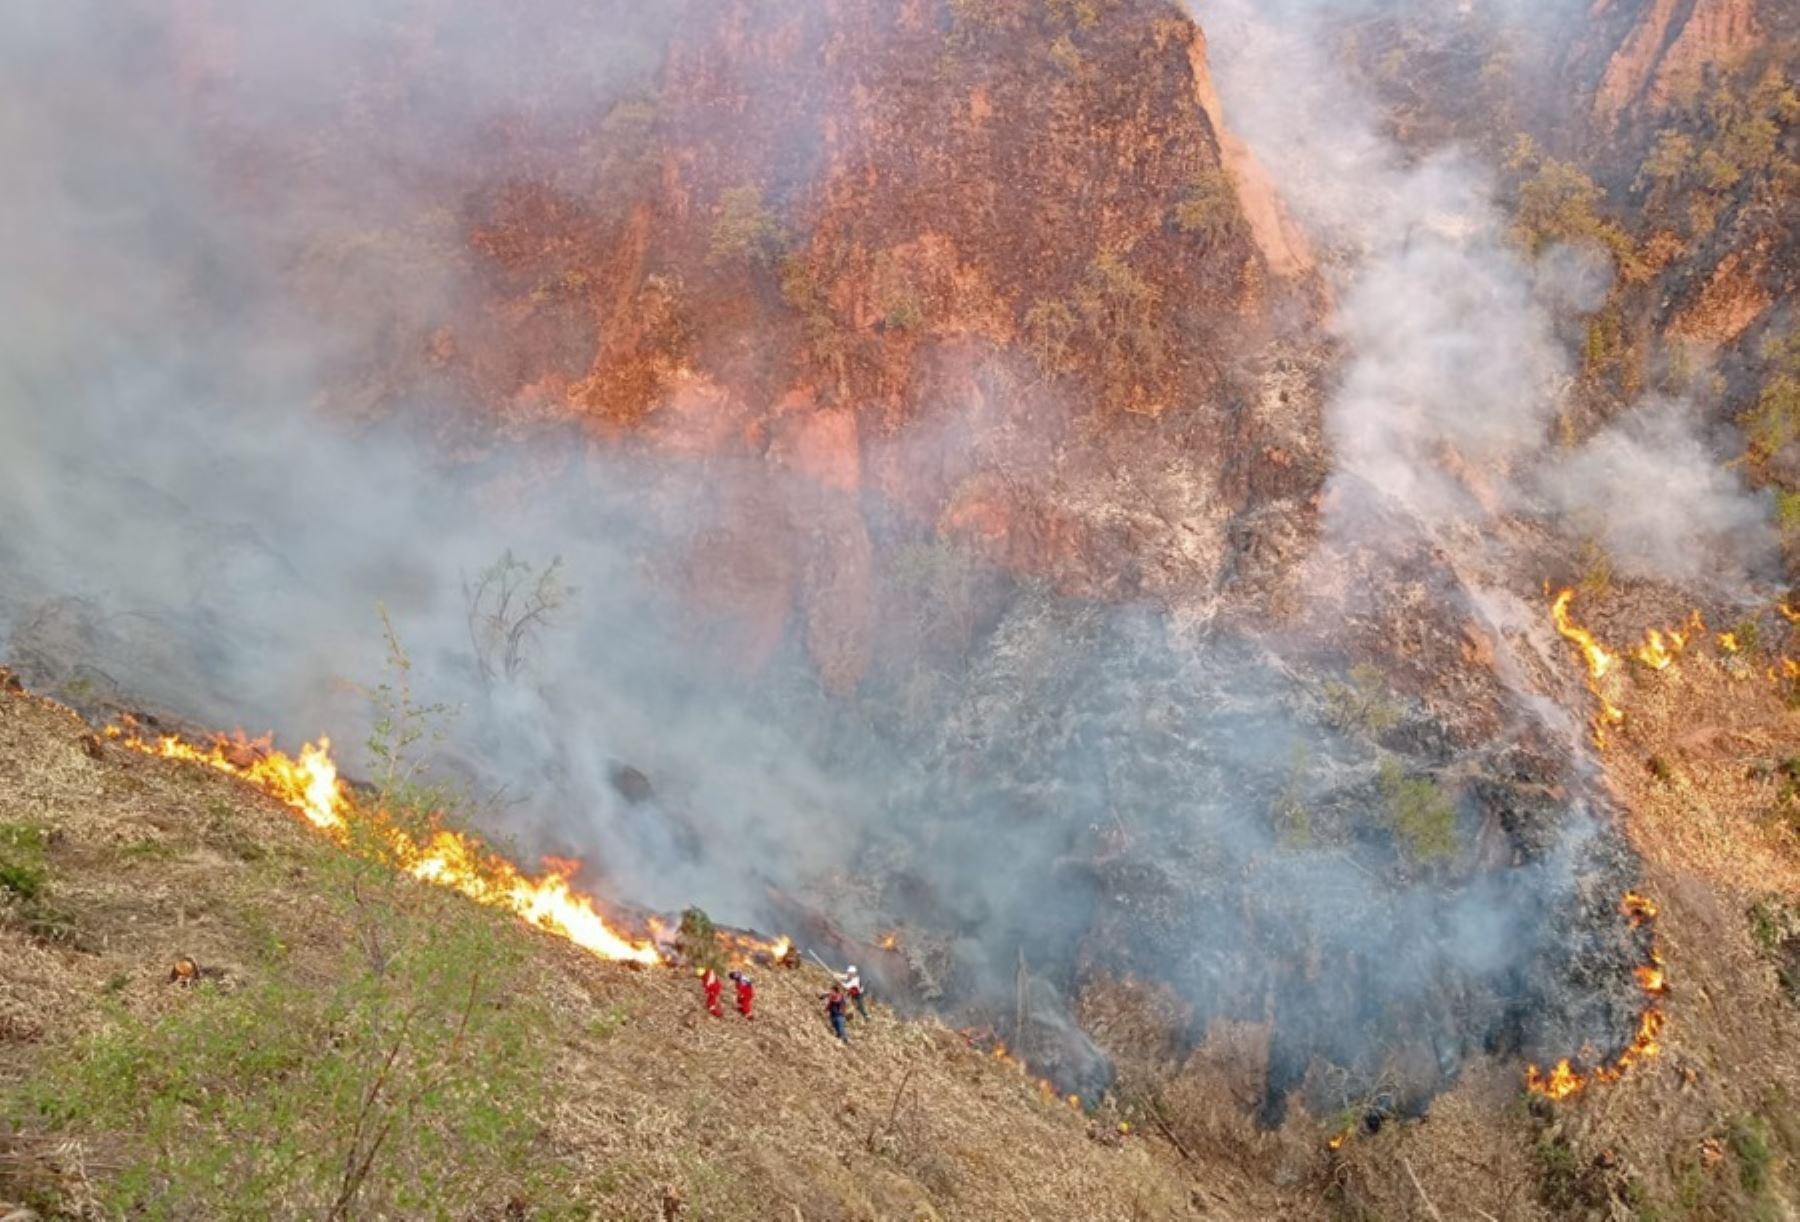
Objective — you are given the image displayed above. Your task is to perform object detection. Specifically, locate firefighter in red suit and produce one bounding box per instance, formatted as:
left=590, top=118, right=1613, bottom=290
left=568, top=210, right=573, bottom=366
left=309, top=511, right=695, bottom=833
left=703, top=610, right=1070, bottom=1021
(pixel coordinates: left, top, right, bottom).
left=729, top=969, right=755, bottom=1020
left=698, top=966, right=723, bottom=1017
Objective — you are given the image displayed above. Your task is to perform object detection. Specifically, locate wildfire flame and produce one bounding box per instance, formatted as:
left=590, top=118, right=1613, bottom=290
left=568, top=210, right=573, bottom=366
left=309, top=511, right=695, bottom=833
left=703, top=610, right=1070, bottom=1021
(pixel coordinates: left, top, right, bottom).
left=961, top=1028, right=1082, bottom=1111
left=1525, top=891, right=1667, bottom=1101
left=1551, top=590, right=1625, bottom=744
left=1551, top=589, right=1617, bottom=680
left=108, top=728, right=663, bottom=964
left=1628, top=611, right=1704, bottom=672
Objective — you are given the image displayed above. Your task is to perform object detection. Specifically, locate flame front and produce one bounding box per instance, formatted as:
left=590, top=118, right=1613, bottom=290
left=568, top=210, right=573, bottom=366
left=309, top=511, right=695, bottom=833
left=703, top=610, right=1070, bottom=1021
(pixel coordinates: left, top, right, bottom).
left=1526, top=891, right=1667, bottom=1101
left=1551, top=590, right=1625, bottom=744
left=1552, top=589, right=1617, bottom=680
left=110, top=729, right=661, bottom=965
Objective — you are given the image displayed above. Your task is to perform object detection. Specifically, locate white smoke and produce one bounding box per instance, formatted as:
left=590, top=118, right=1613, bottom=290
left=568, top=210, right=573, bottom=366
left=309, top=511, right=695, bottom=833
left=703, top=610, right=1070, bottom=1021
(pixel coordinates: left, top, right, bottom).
left=1539, top=400, right=1777, bottom=588
left=1194, top=0, right=1777, bottom=591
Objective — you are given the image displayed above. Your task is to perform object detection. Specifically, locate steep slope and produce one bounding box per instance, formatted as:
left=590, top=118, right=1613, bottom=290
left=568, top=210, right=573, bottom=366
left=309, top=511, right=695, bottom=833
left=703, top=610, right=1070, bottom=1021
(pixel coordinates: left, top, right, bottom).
left=154, top=0, right=1325, bottom=693
left=0, top=678, right=1281, bottom=1220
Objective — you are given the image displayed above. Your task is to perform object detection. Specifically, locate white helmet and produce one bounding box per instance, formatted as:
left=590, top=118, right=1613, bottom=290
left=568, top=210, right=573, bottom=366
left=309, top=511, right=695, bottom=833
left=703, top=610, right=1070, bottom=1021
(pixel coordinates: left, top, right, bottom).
left=846, top=965, right=857, bottom=974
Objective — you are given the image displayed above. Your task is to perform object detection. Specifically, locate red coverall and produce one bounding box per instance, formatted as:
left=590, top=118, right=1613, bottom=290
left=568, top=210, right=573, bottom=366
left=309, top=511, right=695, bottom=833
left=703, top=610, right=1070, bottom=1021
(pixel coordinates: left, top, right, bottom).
left=734, top=974, right=755, bottom=1020
left=701, top=969, right=723, bottom=1017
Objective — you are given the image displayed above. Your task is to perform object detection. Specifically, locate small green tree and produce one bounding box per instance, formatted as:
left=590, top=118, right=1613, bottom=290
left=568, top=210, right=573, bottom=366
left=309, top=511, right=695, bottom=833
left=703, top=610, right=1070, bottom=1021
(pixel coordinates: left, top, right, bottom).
left=1172, top=166, right=1241, bottom=240
left=1744, top=330, right=1800, bottom=458
left=365, top=605, right=456, bottom=815
left=677, top=906, right=722, bottom=971
left=1023, top=299, right=1080, bottom=374
left=18, top=858, right=555, bottom=1217
left=463, top=549, right=571, bottom=690
left=1322, top=664, right=1403, bottom=741
left=1508, top=142, right=1643, bottom=280
left=1378, top=759, right=1457, bottom=866
left=707, top=186, right=782, bottom=267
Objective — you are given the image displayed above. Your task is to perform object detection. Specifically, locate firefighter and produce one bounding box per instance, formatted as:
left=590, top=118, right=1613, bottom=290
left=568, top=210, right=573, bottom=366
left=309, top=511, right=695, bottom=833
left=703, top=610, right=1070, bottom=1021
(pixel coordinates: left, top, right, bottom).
left=823, top=984, right=850, bottom=1042
left=698, top=965, right=723, bottom=1018
left=729, top=969, right=755, bottom=1020
left=839, top=965, right=868, bottom=1021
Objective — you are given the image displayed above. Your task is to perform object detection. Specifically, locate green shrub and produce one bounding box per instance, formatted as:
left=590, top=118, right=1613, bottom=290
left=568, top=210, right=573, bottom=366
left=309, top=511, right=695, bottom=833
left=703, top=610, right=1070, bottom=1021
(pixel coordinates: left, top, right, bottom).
left=17, top=866, right=555, bottom=1218
left=1378, top=759, right=1457, bottom=865
left=1744, top=332, right=1800, bottom=458
left=1023, top=299, right=1080, bottom=374
left=707, top=186, right=782, bottom=267
left=1172, top=166, right=1242, bottom=240
left=0, top=822, right=49, bottom=901
left=1046, top=0, right=1100, bottom=29
left=677, top=906, right=721, bottom=970
left=1729, top=1115, right=1773, bottom=1195
left=1507, top=139, right=1643, bottom=280
left=1322, top=664, right=1403, bottom=741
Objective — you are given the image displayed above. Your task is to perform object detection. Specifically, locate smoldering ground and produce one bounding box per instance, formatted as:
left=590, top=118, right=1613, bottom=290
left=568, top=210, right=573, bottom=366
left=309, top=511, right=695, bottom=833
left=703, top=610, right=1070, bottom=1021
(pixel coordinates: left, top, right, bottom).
left=0, top=0, right=1742, bottom=1115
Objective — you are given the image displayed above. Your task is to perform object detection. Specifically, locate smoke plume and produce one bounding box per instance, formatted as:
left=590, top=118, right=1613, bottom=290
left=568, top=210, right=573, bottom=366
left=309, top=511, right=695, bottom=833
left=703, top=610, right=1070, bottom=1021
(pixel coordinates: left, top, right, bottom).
left=0, top=0, right=1741, bottom=1119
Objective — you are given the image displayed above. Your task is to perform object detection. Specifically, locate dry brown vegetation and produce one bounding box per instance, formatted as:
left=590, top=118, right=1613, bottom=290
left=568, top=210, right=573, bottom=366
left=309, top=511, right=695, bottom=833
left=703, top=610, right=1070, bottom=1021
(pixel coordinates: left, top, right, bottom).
left=0, top=683, right=1206, bottom=1220
left=4, top=632, right=1800, bottom=1220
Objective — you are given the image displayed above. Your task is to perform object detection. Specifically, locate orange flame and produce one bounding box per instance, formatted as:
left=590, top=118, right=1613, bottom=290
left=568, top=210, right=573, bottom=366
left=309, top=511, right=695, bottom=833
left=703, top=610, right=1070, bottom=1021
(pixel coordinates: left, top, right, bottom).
left=1552, top=589, right=1617, bottom=680
left=1550, top=590, right=1626, bottom=745
left=1629, top=611, right=1704, bottom=671
left=109, top=729, right=662, bottom=965
left=1526, top=891, right=1666, bottom=1101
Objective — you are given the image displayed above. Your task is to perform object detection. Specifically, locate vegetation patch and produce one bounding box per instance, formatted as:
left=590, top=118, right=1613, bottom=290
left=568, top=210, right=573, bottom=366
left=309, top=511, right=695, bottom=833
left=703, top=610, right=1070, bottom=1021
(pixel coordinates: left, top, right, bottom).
left=12, top=853, right=556, bottom=1219
left=707, top=185, right=783, bottom=268
left=1172, top=166, right=1242, bottom=240
left=0, top=820, right=49, bottom=902
left=1378, top=759, right=1458, bottom=866
left=1321, top=663, right=1404, bottom=741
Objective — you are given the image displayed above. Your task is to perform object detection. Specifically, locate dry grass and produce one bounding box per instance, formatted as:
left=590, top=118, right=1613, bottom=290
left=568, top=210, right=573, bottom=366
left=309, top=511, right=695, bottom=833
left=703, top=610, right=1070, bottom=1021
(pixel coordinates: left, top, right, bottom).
left=0, top=684, right=1210, bottom=1220
left=1324, top=636, right=1800, bottom=1220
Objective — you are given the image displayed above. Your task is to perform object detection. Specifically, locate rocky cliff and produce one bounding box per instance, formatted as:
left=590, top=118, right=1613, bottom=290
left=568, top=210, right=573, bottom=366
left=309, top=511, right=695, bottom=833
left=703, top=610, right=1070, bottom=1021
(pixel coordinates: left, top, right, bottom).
left=162, top=0, right=1326, bottom=693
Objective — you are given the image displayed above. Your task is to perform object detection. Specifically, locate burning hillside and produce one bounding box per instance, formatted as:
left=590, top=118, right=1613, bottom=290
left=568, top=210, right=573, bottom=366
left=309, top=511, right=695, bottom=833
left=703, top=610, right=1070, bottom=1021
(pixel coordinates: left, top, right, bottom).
left=3, top=0, right=1800, bottom=1216
left=103, top=726, right=666, bottom=966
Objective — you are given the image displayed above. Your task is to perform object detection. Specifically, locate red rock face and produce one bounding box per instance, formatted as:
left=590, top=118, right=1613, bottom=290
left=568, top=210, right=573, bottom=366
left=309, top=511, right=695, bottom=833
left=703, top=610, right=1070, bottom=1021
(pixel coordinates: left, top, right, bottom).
left=158, top=0, right=1326, bottom=692
left=1588, top=0, right=1764, bottom=126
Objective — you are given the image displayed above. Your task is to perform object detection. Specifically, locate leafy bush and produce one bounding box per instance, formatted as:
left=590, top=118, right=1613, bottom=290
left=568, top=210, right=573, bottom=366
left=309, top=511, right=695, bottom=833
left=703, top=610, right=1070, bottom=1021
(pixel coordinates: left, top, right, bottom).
left=1378, top=759, right=1457, bottom=865
left=1729, top=1115, right=1773, bottom=1195
left=1744, top=330, right=1800, bottom=459
left=677, top=906, right=722, bottom=970
left=1506, top=136, right=1643, bottom=280
left=17, top=858, right=555, bottom=1218
left=1322, top=664, right=1403, bottom=741
left=1074, top=251, right=1167, bottom=395
left=889, top=539, right=982, bottom=659
left=1023, top=299, right=1080, bottom=374
left=1172, top=166, right=1242, bottom=240
left=707, top=186, right=782, bottom=267
left=1047, top=0, right=1101, bottom=29
left=0, top=821, right=48, bottom=901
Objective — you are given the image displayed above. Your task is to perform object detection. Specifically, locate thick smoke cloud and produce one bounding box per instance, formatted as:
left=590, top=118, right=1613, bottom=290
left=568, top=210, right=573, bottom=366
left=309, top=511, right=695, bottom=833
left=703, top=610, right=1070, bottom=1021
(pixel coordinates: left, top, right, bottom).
left=0, top=0, right=1740, bottom=1117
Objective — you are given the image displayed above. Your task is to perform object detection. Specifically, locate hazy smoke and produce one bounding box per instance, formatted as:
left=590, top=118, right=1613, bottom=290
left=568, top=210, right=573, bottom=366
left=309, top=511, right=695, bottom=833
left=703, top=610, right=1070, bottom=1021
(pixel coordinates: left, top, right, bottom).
left=1196, top=0, right=1776, bottom=590
left=0, top=0, right=1706, bottom=1116
left=1540, top=400, right=1777, bottom=588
